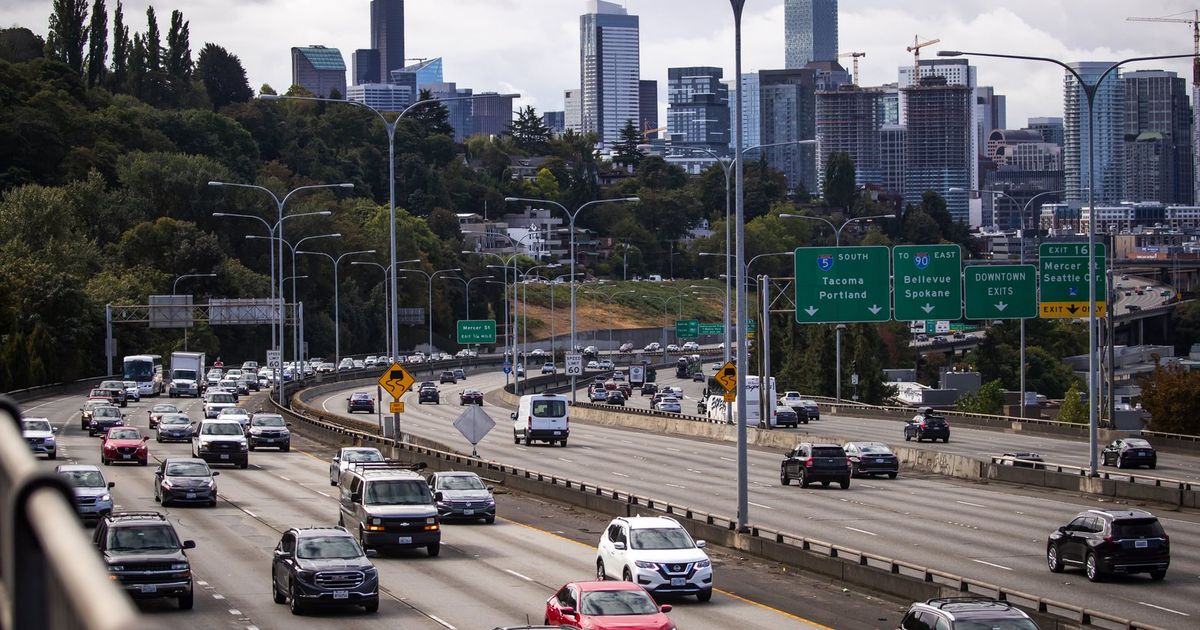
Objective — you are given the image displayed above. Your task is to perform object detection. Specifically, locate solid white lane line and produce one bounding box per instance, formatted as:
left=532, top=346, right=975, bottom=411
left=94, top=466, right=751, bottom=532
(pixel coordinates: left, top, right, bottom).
left=665, top=483, right=686, bottom=489
left=279, top=475, right=291, bottom=481
left=229, top=609, right=242, bottom=615
left=429, top=615, right=457, bottom=629
left=1138, top=602, right=1189, bottom=616
left=971, top=559, right=1013, bottom=571
left=844, top=526, right=877, bottom=536
left=611, top=471, right=630, bottom=478
left=213, top=594, right=225, bottom=600
left=196, top=580, right=209, bottom=586
left=666, top=447, right=681, bottom=452
left=955, top=500, right=987, bottom=508
left=558, top=457, right=574, bottom=463
left=316, top=491, right=331, bottom=498
left=504, top=569, right=533, bottom=582
left=748, top=501, right=773, bottom=510
left=720, top=456, right=735, bottom=462
left=244, top=510, right=257, bottom=518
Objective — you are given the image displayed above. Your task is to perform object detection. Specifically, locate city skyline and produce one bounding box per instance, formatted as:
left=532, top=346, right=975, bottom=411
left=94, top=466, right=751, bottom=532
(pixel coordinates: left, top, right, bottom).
left=7, top=0, right=1200, bottom=129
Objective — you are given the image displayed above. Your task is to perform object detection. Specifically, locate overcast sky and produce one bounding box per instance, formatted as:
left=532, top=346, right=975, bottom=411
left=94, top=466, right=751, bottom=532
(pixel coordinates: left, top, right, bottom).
left=7, top=0, right=1200, bottom=128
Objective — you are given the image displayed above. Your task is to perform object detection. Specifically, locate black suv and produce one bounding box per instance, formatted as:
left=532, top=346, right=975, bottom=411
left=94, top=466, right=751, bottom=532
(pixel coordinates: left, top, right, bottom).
left=92, top=512, right=196, bottom=609
left=899, top=597, right=1039, bottom=630
left=780, top=443, right=851, bottom=489
left=418, top=386, right=440, bottom=404
left=272, top=527, right=379, bottom=615
left=904, top=408, right=950, bottom=443
left=1047, top=509, right=1169, bottom=582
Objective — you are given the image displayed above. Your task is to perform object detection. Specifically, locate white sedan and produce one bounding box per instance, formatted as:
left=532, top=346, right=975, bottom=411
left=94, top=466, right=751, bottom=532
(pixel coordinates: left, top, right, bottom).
left=779, top=391, right=804, bottom=408
left=655, top=396, right=682, bottom=413
left=666, top=344, right=681, bottom=352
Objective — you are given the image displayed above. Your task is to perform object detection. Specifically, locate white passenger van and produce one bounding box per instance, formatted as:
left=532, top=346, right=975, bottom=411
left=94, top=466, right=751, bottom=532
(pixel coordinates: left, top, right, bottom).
left=511, top=393, right=570, bottom=447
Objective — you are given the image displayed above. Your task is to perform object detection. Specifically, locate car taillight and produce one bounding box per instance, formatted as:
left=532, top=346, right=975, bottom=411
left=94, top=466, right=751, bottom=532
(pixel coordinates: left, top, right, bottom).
left=1102, top=535, right=1113, bottom=543
left=845, top=457, right=852, bottom=466
left=919, top=422, right=926, bottom=429
left=527, top=416, right=532, bottom=430
left=804, top=458, right=813, bottom=468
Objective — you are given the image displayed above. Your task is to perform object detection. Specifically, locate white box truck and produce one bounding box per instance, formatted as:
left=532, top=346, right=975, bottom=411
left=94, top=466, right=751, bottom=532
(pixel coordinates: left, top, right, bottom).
left=730, top=375, right=777, bottom=428
left=168, top=352, right=206, bottom=397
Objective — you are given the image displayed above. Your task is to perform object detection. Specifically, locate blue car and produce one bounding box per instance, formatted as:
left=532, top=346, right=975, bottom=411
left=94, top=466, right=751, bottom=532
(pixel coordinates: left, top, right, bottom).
left=57, top=464, right=115, bottom=524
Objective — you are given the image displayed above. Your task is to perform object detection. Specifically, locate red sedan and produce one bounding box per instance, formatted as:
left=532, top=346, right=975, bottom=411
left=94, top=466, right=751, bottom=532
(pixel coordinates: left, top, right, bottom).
left=101, top=426, right=149, bottom=466
left=545, top=581, right=675, bottom=630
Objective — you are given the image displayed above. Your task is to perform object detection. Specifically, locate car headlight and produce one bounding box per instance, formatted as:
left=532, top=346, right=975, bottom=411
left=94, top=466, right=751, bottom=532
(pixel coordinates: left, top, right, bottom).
left=696, top=559, right=711, bottom=568
left=363, top=566, right=377, bottom=576
left=239, top=443, right=249, bottom=451
left=99, top=493, right=111, bottom=502
left=170, top=563, right=188, bottom=570
left=425, top=517, right=436, bottom=524
left=634, top=560, right=657, bottom=569
left=108, top=565, right=124, bottom=572
left=162, top=481, right=173, bottom=490
left=486, top=498, right=496, bottom=505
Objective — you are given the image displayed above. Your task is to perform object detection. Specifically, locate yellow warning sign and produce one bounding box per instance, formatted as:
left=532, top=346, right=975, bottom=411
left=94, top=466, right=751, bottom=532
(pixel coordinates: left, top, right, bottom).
left=723, top=392, right=736, bottom=402
left=377, top=363, right=415, bottom=400
left=389, top=401, right=405, bottom=414
left=1040, top=301, right=1106, bottom=319
left=714, top=361, right=737, bottom=392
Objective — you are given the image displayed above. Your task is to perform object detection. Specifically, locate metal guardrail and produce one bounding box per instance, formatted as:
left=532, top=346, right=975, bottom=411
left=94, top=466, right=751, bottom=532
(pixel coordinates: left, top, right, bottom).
left=275, top=384, right=1168, bottom=630
left=0, top=396, right=141, bottom=630
left=989, top=455, right=1197, bottom=492
left=2, top=374, right=120, bottom=404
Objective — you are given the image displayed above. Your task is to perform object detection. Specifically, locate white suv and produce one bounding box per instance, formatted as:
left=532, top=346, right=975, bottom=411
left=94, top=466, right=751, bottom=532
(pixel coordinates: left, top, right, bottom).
left=595, top=516, right=713, bottom=602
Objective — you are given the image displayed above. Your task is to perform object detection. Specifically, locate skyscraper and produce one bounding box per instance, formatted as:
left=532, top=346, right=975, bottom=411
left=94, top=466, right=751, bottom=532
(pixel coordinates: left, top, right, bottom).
left=470, top=92, right=516, bottom=138
left=1122, top=69, right=1193, bottom=204
left=667, top=67, right=730, bottom=153
left=565, top=88, right=582, bottom=134
left=1063, top=62, right=1124, bottom=205
left=639, top=79, right=659, bottom=139
left=816, top=84, right=884, bottom=188
left=898, top=59, right=978, bottom=190
left=388, top=57, right=443, bottom=93
left=543, top=111, right=566, bottom=135
left=983, top=128, right=1064, bottom=230
left=1027, top=116, right=1064, bottom=146
left=291, top=46, right=347, bottom=99
left=734, top=72, right=761, bottom=149
left=903, top=76, right=973, bottom=223
left=371, top=0, right=405, bottom=83
left=580, top=0, right=640, bottom=148
left=352, top=49, right=380, bottom=87
left=759, top=68, right=817, bottom=192
left=784, top=0, right=838, bottom=68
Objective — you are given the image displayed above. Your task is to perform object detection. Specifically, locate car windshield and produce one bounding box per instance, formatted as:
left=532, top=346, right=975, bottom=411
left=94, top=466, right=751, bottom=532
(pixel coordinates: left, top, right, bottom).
left=1112, top=518, right=1166, bottom=539
left=1124, top=439, right=1152, bottom=448
left=108, top=429, right=140, bottom=440
left=106, top=525, right=179, bottom=552
left=22, top=420, right=51, bottom=432
left=166, top=462, right=211, bottom=477
left=343, top=449, right=383, bottom=463
left=351, top=393, right=370, bottom=400
left=161, top=415, right=190, bottom=426
left=220, top=408, right=248, bottom=416
left=201, top=423, right=243, bottom=436
left=95, top=408, right=120, bottom=418
left=437, top=475, right=486, bottom=491
left=62, top=470, right=105, bottom=487
left=580, top=589, right=659, bottom=615
left=123, top=381, right=137, bottom=388
left=630, top=527, right=694, bottom=550
left=208, top=394, right=234, bottom=404
left=252, top=415, right=285, bottom=427
left=952, top=620, right=1040, bottom=630
left=532, top=399, right=566, bottom=417
left=856, top=443, right=891, bottom=454
left=101, top=381, right=123, bottom=389
left=812, top=447, right=846, bottom=457
left=152, top=405, right=178, bottom=413
left=365, top=480, right=431, bottom=506
left=172, top=369, right=196, bottom=380
left=296, top=536, right=364, bottom=560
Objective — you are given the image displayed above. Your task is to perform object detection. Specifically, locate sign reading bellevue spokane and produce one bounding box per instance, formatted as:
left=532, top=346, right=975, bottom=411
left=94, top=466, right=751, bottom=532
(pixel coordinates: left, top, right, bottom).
left=794, top=246, right=891, bottom=324
left=893, top=245, right=963, bottom=321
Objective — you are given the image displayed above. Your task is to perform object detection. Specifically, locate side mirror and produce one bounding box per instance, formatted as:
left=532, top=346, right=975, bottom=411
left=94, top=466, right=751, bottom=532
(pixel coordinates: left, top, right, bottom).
left=695, top=540, right=706, bottom=548
left=1058, top=525, right=1068, bottom=533
left=560, top=607, right=576, bottom=617
left=287, top=423, right=293, bottom=427
left=350, top=492, right=362, bottom=503
left=660, top=604, right=673, bottom=613
left=486, top=486, right=494, bottom=492
left=434, top=491, right=444, bottom=502
left=211, top=471, right=220, bottom=477
left=273, top=548, right=286, bottom=557
left=52, top=427, right=59, bottom=433
left=510, top=412, right=517, bottom=420
left=613, top=541, right=626, bottom=551
left=107, top=481, right=116, bottom=488
left=182, top=540, right=196, bottom=550
left=364, top=549, right=379, bottom=558
left=142, top=436, right=149, bottom=441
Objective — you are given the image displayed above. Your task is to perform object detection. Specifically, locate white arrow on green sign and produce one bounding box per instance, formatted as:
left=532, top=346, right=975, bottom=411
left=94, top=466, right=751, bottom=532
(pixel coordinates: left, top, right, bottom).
left=964, top=264, right=1037, bottom=319
left=794, top=246, right=891, bottom=324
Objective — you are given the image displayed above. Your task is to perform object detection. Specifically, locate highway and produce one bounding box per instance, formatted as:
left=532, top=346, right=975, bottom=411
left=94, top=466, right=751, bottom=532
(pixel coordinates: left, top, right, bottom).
left=23, top=376, right=863, bottom=630
left=312, top=369, right=1200, bottom=628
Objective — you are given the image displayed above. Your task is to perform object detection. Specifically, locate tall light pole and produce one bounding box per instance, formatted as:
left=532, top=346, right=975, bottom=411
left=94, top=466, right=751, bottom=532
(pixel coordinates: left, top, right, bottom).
left=247, top=232, right=341, bottom=365
left=781, top=213, right=894, bottom=400
left=172, top=273, right=216, bottom=352
left=399, top=266, right=462, bottom=353
left=351, top=261, right=394, bottom=361
left=443, top=274, right=495, bottom=320
left=209, top=181, right=350, bottom=406
left=503, top=196, right=640, bottom=404
left=938, top=49, right=1192, bottom=477
left=298, top=249, right=375, bottom=370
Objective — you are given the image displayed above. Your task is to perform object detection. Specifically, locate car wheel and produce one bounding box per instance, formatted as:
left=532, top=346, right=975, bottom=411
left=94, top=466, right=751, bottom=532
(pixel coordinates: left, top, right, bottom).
left=943, top=437, right=950, bottom=443
left=888, top=472, right=898, bottom=479
left=156, top=435, right=162, bottom=443
left=139, top=459, right=147, bottom=466
left=427, top=543, right=440, bottom=557
left=596, top=559, right=607, bottom=581
left=850, top=463, right=859, bottom=478
left=101, top=457, right=109, bottom=466
left=272, top=573, right=286, bottom=604
left=154, top=488, right=160, bottom=503
left=524, top=436, right=532, bottom=446
left=513, top=430, right=520, bottom=445
left=240, top=461, right=248, bottom=470
left=560, top=440, right=567, bottom=447
left=1047, top=545, right=1063, bottom=573
left=363, top=598, right=379, bottom=613
left=281, top=444, right=290, bottom=452
left=1116, top=456, right=1124, bottom=469
left=1150, top=569, right=1166, bottom=580
left=904, top=433, right=911, bottom=441
left=839, top=478, right=850, bottom=490
left=821, top=480, right=830, bottom=487
left=799, top=470, right=810, bottom=488
left=697, top=588, right=712, bottom=603
left=1085, top=552, right=1102, bottom=582
left=48, top=451, right=56, bottom=460
left=622, top=567, right=633, bottom=582
left=178, top=589, right=193, bottom=610
left=289, top=582, right=305, bottom=615
left=248, top=443, right=255, bottom=451
left=780, top=470, right=790, bottom=485
left=1148, top=462, right=1156, bottom=470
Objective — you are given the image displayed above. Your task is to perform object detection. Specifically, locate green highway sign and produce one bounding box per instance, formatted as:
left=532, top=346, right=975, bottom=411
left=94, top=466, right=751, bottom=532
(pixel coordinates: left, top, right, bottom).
left=698, top=322, right=724, bottom=335
left=456, top=319, right=497, bottom=344
left=893, top=245, right=963, bottom=321
left=745, top=319, right=757, bottom=333
left=675, top=319, right=699, bottom=338
left=1039, top=243, right=1107, bottom=318
left=964, top=264, right=1037, bottom=320
left=794, top=246, right=891, bottom=324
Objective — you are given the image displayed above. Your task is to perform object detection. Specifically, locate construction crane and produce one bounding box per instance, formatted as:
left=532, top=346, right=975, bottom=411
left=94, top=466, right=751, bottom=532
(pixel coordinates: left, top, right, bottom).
left=906, top=35, right=941, bottom=74
left=837, top=51, right=866, bottom=85
left=1127, top=10, right=1200, bottom=82
left=642, top=125, right=666, bottom=141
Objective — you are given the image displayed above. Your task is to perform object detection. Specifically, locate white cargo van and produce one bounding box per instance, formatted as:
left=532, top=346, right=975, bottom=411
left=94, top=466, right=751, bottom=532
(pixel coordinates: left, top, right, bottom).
left=511, top=393, right=570, bottom=447
left=729, top=375, right=777, bottom=428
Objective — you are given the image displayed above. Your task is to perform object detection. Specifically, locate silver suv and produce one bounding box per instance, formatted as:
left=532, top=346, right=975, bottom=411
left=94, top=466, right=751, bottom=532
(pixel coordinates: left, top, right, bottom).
left=336, top=462, right=440, bottom=556
left=898, top=597, right=1040, bottom=630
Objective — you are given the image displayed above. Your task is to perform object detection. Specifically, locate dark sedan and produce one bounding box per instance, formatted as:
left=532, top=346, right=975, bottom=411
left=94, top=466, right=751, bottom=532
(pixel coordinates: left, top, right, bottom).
left=418, top=386, right=440, bottom=404
left=1101, top=438, right=1157, bottom=470
left=346, top=392, right=375, bottom=414
left=844, top=441, right=899, bottom=478
left=155, top=414, right=195, bottom=443
left=605, top=390, right=626, bottom=406
left=154, top=458, right=218, bottom=507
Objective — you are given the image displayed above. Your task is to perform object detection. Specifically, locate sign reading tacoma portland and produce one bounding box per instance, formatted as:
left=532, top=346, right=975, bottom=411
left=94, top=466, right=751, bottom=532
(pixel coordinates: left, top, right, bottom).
left=794, top=246, right=891, bottom=324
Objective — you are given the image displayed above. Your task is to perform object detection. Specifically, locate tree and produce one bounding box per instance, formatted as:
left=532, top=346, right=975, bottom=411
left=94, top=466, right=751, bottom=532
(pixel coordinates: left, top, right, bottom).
left=85, top=0, right=107, bottom=87
left=611, top=120, right=645, bottom=170
left=144, top=6, right=161, bottom=72
left=1058, top=382, right=1088, bottom=424
left=1169, top=300, right=1200, bottom=355
left=196, top=43, right=252, bottom=111
left=507, top=105, right=552, bottom=153
left=45, top=0, right=89, bottom=74
left=108, top=1, right=129, bottom=90
left=0, top=28, right=46, bottom=63
left=822, top=151, right=856, bottom=212
left=164, top=10, right=192, bottom=82
left=957, top=379, right=1004, bottom=415
left=408, top=89, right=453, bottom=136
left=533, top=167, right=560, bottom=198
left=1138, top=362, right=1200, bottom=435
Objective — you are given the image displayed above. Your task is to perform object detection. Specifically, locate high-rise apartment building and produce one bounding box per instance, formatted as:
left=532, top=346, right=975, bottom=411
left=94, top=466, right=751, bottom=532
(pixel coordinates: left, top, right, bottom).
left=1064, top=62, right=1124, bottom=205
left=816, top=84, right=884, bottom=188
left=639, top=79, right=659, bottom=138
left=291, top=46, right=346, bottom=99
left=899, top=59, right=978, bottom=191
left=728, top=72, right=761, bottom=149
left=667, top=66, right=730, bottom=153
left=983, top=128, right=1064, bottom=230
left=903, top=76, right=973, bottom=223
left=580, top=0, right=640, bottom=149
left=759, top=68, right=817, bottom=193
left=879, top=124, right=906, bottom=198
left=543, top=111, right=566, bottom=135
left=564, top=88, right=582, bottom=134
left=470, top=92, right=516, bottom=138
left=1027, top=116, right=1064, bottom=146
left=370, top=0, right=405, bottom=82
left=1122, top=69, right=1193, bottom=205
left=352, top=49, right=381, bottom=87
left=784, top=0, right=838, bottom=68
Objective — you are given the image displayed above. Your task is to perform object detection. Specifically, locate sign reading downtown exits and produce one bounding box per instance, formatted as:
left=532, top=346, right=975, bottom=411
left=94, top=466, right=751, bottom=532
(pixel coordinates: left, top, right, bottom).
left=964, top=265, right=1037, bottom=320
left=893, top=245, right=963, bottom=321
left=1039, top=243, right=1107, bottom=318
left=794, top=246, right=890, bottom=324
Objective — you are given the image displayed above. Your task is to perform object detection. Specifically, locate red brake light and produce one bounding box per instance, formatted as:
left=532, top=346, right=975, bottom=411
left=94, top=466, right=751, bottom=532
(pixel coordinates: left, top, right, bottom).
left=919, top=422, right=926, bottom=429
left=527, top=416, right=533, bottom=429
left=1102, top=535, right=1113, bottom=543
left=804, top=458, right=813, bottom=468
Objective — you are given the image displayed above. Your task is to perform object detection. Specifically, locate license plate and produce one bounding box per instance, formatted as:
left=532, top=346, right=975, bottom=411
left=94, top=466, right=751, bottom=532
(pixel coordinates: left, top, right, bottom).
left=553, top=431, right=561, bottom=435
left=141, top=584, right=157, bottom=593
left=186, top=492, right=196, bottom=499
left=122, top=454, right=131, bottom=460
left=463, top=509, right=474, bottom=515
left=220, top=454, right=230, bottom=460
left=261, top=438, right=275, bottom=443
left=1135, top=540, right=1149, bottom=548
left=875, top=459, right=885, bottom=463
left=332, top=590, right=348, bottom=600
left=670, top=577, right=686, bottom=587
left=398, top=536, right=412, bottom=544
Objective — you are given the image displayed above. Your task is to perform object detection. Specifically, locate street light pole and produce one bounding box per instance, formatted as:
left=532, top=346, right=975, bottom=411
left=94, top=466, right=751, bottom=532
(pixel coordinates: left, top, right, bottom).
left=172, top=273, right=216, bottom=351
left=938, top=49, right=1192, bottom=477
left=350, top=261, right=396, bottom=361
left=298, top=249, right=375, bottom=370
left=399, top=267, right=462, bottom=354
left=248, top=232, right=341, bottom=367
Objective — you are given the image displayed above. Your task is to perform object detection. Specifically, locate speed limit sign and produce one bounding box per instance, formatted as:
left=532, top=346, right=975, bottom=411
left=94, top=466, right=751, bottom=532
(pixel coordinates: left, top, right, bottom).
left=266, top=350, right=282, bottom=369
left=565, top=353, right=583, bottom=376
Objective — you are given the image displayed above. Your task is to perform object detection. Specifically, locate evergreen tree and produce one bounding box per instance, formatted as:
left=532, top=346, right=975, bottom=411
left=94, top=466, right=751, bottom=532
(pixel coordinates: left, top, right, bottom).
left=144, top=6, right=161, bottom=72
left=109, top=1, right=129, bottom=90
left=611, top=119, right=645, bottom=170
left=822, top=151, right=856, bottom=213
left=164, top=9, right=192, bottom=81
left=197, top=43, right=252, bottom=110
left=408, top=88, right=453, bottom=136
left=507, top=105, right=552, bottom=153
left=85, top=0, right=107, bottom=87
left=46, top=0, right=90, bottom=74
